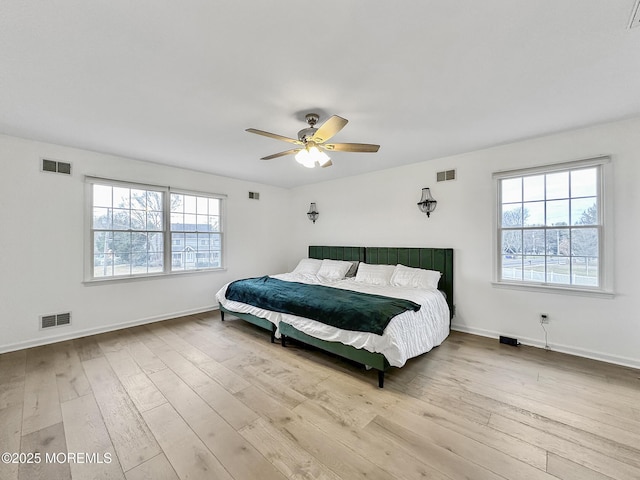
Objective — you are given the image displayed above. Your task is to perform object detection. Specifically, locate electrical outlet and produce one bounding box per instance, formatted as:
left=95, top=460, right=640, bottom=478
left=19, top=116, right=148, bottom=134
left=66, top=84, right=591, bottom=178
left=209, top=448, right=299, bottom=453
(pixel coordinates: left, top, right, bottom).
left=540, top=313, right=549, bottom=324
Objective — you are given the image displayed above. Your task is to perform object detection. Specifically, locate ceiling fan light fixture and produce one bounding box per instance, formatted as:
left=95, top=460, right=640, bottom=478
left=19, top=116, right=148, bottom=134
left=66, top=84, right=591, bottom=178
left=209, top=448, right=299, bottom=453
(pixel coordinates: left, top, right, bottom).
left=295, top=146, right=330, bottom=168
left=310, top=146, right=330, bottom=164
left=294, top=149, right=316, bottom=168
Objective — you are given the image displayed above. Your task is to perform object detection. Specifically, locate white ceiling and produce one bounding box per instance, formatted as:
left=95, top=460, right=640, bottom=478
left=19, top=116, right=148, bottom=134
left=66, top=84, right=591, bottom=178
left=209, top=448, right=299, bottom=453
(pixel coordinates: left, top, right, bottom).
left=1, top=1, right=639, bottom=188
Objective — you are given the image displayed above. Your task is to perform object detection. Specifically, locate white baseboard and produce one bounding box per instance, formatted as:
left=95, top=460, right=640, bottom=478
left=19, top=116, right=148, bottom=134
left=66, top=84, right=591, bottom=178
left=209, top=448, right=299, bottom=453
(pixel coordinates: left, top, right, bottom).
left=3, top=310, right=638, bottom=372
left=451, top=323, right=640, bottom=371
left=0, top=305, right=219, bottom=354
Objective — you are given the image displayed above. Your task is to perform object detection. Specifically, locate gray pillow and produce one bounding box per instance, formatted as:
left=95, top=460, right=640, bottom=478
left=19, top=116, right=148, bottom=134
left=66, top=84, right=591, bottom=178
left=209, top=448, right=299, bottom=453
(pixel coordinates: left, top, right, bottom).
left=345, top=261, right=360, bottom=277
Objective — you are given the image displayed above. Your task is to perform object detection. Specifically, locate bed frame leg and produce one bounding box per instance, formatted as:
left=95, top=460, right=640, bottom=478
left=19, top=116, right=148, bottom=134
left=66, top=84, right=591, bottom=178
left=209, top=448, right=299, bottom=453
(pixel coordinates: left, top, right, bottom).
left=281, top=335, right=287, bottom=347
left=378, top=370, right=385, bottom=388
left=270, top=326, right=275, bottom=344
left=220, top=311, right=225, bottom=322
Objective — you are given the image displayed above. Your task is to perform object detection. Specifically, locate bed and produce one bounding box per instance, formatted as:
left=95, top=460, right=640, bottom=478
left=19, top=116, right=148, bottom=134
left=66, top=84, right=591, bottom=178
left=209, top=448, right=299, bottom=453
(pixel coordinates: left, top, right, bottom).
left=217, top=246, right=453, bottom=387
left=217, top=246, right=365, bottom=343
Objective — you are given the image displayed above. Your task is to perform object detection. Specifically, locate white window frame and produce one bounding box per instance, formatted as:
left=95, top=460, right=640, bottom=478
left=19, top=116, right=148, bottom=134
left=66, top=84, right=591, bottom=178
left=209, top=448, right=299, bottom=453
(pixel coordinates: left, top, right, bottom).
left=84, top=176, right=226, bottom=282
left=492, top=156, right=614, bottom=298
left=168, top=188, right=225, bottom=274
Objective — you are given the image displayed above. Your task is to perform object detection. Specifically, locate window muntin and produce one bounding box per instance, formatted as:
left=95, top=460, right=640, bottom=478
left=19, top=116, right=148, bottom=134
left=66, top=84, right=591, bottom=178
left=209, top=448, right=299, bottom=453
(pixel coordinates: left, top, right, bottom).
left=170, top=193, right=222, bottom=271
left=498, top=165, right=602, bottom=289
left=88, top=179, right=224, bottom=280
left=92, top=184, right=165, bottom=277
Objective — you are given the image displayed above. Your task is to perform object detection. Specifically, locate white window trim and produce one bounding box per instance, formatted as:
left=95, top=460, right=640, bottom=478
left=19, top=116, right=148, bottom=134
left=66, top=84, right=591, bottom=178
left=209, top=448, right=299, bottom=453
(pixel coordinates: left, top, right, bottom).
left=83, top=176, right=227, bottom=283
left=492, top=156, right=614, bottom=297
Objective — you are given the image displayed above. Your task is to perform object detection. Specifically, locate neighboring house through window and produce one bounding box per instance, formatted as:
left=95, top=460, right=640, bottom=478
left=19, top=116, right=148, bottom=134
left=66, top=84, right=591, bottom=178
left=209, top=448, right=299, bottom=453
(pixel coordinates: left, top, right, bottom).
left=170, top=192, right=222, bottom=271
left=87, top=177, right=224, bottom=280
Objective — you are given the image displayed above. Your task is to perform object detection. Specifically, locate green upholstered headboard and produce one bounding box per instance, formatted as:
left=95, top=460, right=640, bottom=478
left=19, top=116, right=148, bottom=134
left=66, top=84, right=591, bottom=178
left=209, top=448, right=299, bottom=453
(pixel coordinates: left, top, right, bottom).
left=308, top=246, right=454, bottom=319
left=308, top=246, right=366, bottom=262
left=365, top=247, right=454, bottom=319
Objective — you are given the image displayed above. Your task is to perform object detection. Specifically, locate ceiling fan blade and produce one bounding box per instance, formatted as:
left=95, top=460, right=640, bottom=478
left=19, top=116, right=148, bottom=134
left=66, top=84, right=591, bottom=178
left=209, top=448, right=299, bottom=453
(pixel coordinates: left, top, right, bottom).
left=260, top=148, right=301, bottom=160
left=322, top=143, right=380, bottom=153
left=311, top=115, right=348, bottom=143
left=246, top=128, right=302, bottom=145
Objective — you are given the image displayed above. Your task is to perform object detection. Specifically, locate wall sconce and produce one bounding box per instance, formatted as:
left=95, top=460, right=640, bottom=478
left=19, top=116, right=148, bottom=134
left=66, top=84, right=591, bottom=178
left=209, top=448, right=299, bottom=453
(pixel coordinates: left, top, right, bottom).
left=417, top=188, right=437, bottom=217
left=307, top=202, right=319, bottom=223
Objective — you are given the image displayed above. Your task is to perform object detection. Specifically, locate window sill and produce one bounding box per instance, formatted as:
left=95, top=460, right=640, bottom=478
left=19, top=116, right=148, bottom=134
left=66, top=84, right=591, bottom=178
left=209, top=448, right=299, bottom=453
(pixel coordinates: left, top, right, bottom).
left=83, top=267, right=227, bottom=285
left=491, top=281, right=614, bottom=299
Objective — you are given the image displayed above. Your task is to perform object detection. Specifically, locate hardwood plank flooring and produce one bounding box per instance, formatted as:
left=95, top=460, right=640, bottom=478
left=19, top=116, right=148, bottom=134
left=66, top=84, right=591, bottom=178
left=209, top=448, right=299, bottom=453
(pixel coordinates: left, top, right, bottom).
left=0, top=350, right=25, bottom=480
left=52, top=341, right=92, bottom=403
left=82, top=357, right=161, bottom=472
left=60, top=393, right=124, bottom=480
left=148, top=368, right=286, bottom=480
left=21, top=346, right=62, bottom=436
left=0, top=350, right=26, bottom=410
left=0, top=404, right=23, bottom=480
left=141, top=402, right=233, bottom=480
left=1, top=311, right=639, bottom=479
left=18, top=422, right=71, bottom=480
left=124, top=454, right=179, bottom=480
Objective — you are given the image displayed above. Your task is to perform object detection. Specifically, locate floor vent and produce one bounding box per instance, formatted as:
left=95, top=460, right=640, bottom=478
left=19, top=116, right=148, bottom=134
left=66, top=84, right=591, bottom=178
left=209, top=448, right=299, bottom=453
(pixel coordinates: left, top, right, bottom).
left=437, top=169, right=456, bottom=182
left=41, top=158, right=72, bottom=175
left=40, top=312, right=72, bottom=329
left=248, top=191, right=260, bottom=200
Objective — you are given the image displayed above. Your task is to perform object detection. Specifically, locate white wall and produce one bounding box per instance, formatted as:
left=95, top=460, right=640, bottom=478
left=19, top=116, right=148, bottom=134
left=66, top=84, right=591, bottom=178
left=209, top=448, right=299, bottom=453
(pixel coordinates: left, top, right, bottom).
left=3, top=118, right=639, bottom=369
left=0, top=134, right=292, bottom=352
left=289, top=117, right=640, bottom=369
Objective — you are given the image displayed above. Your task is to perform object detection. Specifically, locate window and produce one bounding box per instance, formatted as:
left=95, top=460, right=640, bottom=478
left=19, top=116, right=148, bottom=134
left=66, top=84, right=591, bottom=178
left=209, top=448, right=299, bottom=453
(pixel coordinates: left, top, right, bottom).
left=170, top=192, right=222, bottom=271
left=87, top=177, right=224, bottom=280
left=494, top=157, right=611, bottom=294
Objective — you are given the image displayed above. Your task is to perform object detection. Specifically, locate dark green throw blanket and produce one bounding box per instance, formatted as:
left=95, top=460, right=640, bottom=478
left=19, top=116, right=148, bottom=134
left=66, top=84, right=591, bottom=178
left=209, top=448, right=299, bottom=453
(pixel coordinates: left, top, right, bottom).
left=225, top=276, right=421, bottom=335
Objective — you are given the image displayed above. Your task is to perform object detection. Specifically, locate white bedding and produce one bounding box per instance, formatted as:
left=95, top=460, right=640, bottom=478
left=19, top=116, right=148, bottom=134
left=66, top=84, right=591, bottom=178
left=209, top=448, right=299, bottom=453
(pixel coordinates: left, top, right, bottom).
left=216, top=272, right=450, bottom=367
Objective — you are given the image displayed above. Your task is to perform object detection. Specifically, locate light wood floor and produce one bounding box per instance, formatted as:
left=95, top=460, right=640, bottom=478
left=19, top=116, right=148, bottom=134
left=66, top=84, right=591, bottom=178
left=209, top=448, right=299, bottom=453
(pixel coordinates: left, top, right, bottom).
left=1, top=311, right=639, bottom=480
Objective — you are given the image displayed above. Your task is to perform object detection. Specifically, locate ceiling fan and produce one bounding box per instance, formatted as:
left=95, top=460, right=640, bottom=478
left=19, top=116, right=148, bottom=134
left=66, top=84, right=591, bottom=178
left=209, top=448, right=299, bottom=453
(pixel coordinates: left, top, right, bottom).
left=246, top=113, right=380, bottom=168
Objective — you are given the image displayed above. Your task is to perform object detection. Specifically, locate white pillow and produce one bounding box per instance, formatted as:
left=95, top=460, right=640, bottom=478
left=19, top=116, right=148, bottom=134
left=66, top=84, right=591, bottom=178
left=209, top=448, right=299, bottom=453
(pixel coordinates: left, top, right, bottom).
left=317, top=259, right=353, bottom=280
left=390, top=264, right=441, bottom=289
left=293, top=258, right=323, bottom=274
left=354, top=263, right=396, bottom=286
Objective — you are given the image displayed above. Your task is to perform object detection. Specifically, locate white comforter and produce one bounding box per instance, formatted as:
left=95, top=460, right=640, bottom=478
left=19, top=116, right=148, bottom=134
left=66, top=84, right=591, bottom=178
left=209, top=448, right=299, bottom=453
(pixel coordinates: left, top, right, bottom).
left=216, top=272, right=450, bottom=367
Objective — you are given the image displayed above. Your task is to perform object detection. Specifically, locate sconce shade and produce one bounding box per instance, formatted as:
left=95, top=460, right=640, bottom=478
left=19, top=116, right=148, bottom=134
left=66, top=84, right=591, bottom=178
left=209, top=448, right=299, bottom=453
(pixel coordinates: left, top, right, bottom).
left=307, top=202, right=319, bottom=223
left=417, top=188, right=437, bottom=217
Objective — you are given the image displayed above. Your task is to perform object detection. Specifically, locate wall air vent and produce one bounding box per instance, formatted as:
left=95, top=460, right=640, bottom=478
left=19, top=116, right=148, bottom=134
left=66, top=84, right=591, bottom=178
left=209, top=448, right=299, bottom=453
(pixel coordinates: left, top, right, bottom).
left=630, top=0, right=640, bottom=29
left=41, top=158, right=72, bottom=175
left=40, top=312, right=72, bottom=329
left=42, top=159, right=57, bottom=172
left=437, top=169, right=457, bottom=182
left=248, top=191, right=260, bottom=200
left=40, top=315, right=57, bottom=329
left=56, top=312, right=71, bottom=326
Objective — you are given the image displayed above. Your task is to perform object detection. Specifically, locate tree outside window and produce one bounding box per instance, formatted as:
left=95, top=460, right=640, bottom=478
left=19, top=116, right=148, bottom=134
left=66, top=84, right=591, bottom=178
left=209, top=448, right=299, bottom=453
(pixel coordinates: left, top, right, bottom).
left=498, top=165, right=601, bottom=288
left=89, top=180, right=224, bottom=279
